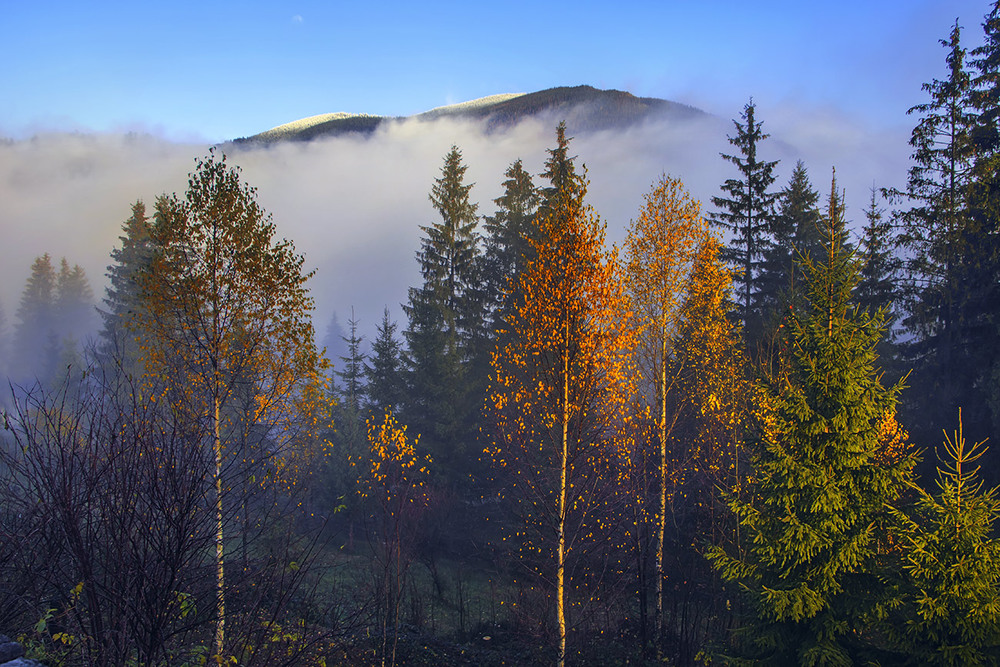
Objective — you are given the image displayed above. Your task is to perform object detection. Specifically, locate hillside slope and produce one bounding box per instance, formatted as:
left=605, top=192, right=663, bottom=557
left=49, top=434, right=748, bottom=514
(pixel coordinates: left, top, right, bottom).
left=232, top=85, right=705, bottom=145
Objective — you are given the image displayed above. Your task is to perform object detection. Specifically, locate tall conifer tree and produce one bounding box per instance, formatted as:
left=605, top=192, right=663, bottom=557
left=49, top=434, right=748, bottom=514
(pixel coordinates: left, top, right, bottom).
left=404, top=145, right=482, bottom=477
left=710, top=100, right=780, bottom=345
left=708, top=207, right=915, bottom=665
left=968, top=3, right=1000, bottom=441
left=101, top=200, right=159, bottom=374
left=892, top=20, right=987, bottom=446
left=482, top=159, right=540, bottom=337
left=538, top=120, right=578, bottom=217
left=12, top=254, right=57, bottom=382
left=366, top=307, right=405, bottom=417
left=856, top=186, right=900, bottom=336
left=758, top=160, right=823, bottom=330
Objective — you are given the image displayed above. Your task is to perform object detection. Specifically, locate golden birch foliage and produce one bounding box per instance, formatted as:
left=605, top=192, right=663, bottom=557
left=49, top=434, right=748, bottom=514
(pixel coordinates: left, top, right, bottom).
left=625, top=175, right=709, bottom=372
left=487, top=176, right=635, bottom=658
left=137, top=152, right=331, bottom=480
left=488, top=179, right=634, bottom=494
left=621, top=175, right=710, bottom=503
left=356, top=410, right=430, bottom=508
left=621, top=177, right=741, bottom=649
left=674, top=236, right=749, bottom=483
left=132, top=152, right=331, bottom=656
left=873, top=409, right=910, bottom=467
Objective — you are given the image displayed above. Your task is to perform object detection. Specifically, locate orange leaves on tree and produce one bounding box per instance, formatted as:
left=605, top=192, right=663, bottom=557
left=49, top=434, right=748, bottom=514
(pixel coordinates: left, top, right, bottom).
left=487, top=173, right=634, bottom=667
left=132, top=151, right=330, bottom=655
left=357, top=409, right=431, bottom=509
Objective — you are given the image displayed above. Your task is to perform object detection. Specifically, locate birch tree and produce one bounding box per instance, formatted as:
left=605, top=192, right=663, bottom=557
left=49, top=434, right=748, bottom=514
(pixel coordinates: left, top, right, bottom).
left=488, top=168, right=634, bottom=667
left=622, top=174, right=708, bottom=652
left=137, top=151, right=327, bottom=658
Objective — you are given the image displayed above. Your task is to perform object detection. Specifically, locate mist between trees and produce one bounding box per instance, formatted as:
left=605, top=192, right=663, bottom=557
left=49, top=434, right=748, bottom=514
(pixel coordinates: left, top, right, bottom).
left=5, top=6, right=1000, bottom=666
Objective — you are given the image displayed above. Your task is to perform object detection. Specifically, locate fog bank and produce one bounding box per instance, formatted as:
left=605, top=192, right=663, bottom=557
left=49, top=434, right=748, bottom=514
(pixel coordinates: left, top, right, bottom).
left=0, top=104, right=912, bottom=354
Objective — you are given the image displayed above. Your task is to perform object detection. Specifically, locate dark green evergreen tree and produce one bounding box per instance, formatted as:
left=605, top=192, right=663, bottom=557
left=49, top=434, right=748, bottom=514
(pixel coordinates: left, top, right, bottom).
left=55, top=257, right=94, bottom=364
left=891, top=20, right=987, bottom=449
left=708, top=211, right=915, bottom=665
left=101, top=200, right=158, bottom=372
left=758, top=160, right=823, bottom=332
left=403, top=145, right=482, bottom=477
left=334, top=309, right=366, bottom=413
left=971, top=1, right=1000, bottom=155
left=323, top=310, right=367, bottom=517
left=482, top=158, right=540, bottom=338
left=424, top=144, right=482, bottom=353
left=709, top=100, right=780, bottom=345
left=365, top=307, right=405, bottom=417
left=968, top=3, right=1000, bottom=442
left=856, top=186, right=901, bottom=335
left=12, top=253, right=57, bottom=382
left=887, top=414, right=1000, bottom=665
left=403, top=288, right=461, bottom=468
left=538, top=120, right=578, bottom=216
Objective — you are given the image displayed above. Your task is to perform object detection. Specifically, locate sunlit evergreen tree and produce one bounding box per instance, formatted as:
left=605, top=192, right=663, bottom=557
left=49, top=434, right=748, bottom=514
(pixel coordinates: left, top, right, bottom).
left=708, top=208, right=915, bottom=665
left=887, top=414, right=1000, bottom=665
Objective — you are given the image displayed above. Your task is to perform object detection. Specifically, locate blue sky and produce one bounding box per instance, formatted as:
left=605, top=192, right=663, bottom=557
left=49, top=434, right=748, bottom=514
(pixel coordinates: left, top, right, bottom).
left=0, top=0, right=995, bottom=343
left=1, top=1, right=990, bottom=141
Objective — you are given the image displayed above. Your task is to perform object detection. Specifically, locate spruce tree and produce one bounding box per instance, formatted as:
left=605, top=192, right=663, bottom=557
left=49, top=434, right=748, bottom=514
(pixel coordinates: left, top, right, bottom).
left=101, top=200, right=158, bottom=372
left=325, top=310, right=367, bottom=516
left=403, top=290, right=461, bottom=467
left=538, top=120, right=578, bottom=216
left=893, top=19, right=987, bottom=449
left=758, top=161, right=823, bottom=334
left=708, top=208, right=915, bottom=665
left=365, top=307, right=405, bottom=417
left=334, top=309, right=366, bottom=413
left=12, top=253, right=57, bottom=382
left=968, top=3, right=1000, bottom=442
left=886, top=414, right=1000, bottom=666
left=403, top=145, right=482, bottom=478
left=54, top=257, right=94, bottom=363
left=709, top=100, right=780, bottom=345
left=971, top=1, right=1000, bottom=155
left=856, top=186, right=900, bottom=336
left=482, top=158, right=540, bottom=336
left=421, top=144, right=482, bottom=353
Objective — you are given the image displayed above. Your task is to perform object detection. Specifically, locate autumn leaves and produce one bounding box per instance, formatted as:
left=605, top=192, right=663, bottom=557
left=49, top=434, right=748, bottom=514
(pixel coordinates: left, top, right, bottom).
left=488, top=166, right=740, bottom=664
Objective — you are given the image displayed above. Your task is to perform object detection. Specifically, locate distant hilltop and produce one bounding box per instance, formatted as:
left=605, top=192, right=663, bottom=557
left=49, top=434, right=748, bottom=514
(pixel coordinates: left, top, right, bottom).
left=231, top=85, right=706, bottom=145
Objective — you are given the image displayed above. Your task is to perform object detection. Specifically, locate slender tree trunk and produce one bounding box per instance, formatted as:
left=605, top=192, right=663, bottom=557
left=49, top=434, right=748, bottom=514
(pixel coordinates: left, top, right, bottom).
left=214, top=393, right=226, bottom=657
left=656, top=332, right=667, bottom=657
left=557, top=318, right=570, bottom=667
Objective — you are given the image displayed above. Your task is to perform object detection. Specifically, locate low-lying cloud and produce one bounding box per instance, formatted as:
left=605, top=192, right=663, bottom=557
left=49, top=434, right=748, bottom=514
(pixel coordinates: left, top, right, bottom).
left=0, top=103, right=913, bottom=358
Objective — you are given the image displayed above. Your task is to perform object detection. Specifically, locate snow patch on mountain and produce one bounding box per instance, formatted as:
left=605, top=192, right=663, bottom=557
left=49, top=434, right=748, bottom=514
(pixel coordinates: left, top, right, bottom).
left=421, top=93, right=526, bottom=116
left=257, top=112, right=378, bottom=140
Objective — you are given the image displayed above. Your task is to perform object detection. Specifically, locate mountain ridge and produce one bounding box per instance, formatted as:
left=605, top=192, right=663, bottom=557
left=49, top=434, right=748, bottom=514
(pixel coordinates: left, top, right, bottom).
left=232, top=85, right=706, bottom=145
